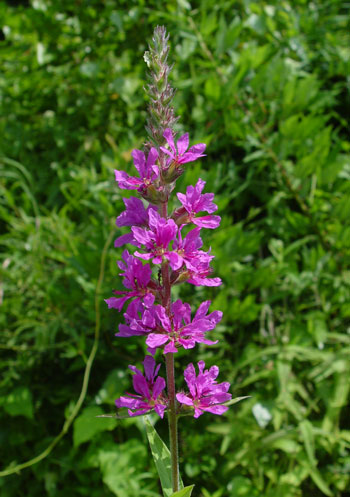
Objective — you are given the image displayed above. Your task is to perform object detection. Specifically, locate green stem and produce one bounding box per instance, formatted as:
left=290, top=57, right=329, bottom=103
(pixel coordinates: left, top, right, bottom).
left=166, top=353, right=179, bottom=492
left=160, top=200, right=179, bottom=492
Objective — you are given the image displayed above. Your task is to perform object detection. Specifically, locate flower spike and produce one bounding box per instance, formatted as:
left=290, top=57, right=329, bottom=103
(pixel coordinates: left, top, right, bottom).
left=105, top=29, right=232, bottom=490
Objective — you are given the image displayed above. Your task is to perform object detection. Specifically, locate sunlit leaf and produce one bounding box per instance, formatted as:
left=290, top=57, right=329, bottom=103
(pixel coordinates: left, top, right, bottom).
left=144, top=417, right=184, bottom=497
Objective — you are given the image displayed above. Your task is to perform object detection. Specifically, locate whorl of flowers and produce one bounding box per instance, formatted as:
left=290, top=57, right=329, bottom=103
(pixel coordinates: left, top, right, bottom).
left=106, top=26, right=231, bottom=420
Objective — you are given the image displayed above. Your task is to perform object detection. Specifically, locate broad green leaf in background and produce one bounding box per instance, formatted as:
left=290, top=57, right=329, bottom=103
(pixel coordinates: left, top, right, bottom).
left=1, top=387, right=33, bottom=420
left=97, top=439, right=157, bottom=497
left=227, top=476, right=259, bottom=497
left=73, top=406, right=117, bottom=447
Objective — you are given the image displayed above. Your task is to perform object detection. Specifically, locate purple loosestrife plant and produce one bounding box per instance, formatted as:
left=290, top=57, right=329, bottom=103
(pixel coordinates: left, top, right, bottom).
left=105, top=26, right=240, bottom=495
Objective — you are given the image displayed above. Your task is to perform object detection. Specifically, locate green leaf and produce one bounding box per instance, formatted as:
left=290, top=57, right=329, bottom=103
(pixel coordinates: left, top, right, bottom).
left=227, top=476, right=257, bottom=496
left=308, top=466, right=333, bottom=497
left=144, top=417, right=183, bottom=497
left=270, top=438, right=301, bottom=454
left=73, top=406, right=117, bottom=447
left=299, top=420, right=333, bottom=496
left=204, top=76, right=221, bottom=101
left=299, top=420, right=316, bottom=467
left=97, top=440, right=150, bottom=497
left=170, top=485, right=194, bottom=497
left=225, top=396, right=251, bottom=407
left=2, top=386, right=34, bottom=419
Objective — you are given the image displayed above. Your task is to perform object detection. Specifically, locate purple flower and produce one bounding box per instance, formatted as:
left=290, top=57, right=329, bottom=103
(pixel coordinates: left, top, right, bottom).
left=146, top=300, right=222, bottom=354
left=176, top=179, right=221, bottom=229
left=176, top=361, right=231, bottom=418
left=114, top=197, right=157, bottom=248
left=108, top=27, right=231, bottom=429
left=172, top=226, right=213, bottom=271
left=114, top=148, right=159, bottom=191
left=116, top=299, right=159, bottom=338
left=104, top=250, right=155, bottom=312
left=116, top=197, right=150, bottom=228
left=116, top=356, right=167, bottom=418
left=186, top=259, right=222, bottom=287
left=160, top=129, right=206, bottom=166
left=133, top=210, right=182, bottom=270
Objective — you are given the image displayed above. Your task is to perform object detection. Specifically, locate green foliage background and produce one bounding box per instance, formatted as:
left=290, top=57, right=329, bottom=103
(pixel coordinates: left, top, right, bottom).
left=0, top=0, right=349, bottom=496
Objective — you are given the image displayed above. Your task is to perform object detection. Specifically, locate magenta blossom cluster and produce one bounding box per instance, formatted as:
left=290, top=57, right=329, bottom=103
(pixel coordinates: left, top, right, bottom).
left=106, top=127, right=231, bottom=418
left=116, top=355, right=167, bottom=418
left=176, top=361, right=231, bottom=418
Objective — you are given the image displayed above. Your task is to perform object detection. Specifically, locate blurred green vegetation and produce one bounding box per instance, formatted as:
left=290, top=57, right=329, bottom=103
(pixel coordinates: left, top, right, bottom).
left=0, top=0, right=349, bottom=496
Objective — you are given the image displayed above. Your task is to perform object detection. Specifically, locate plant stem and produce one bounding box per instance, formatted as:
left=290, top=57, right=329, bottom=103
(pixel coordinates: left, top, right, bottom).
left=160, top=200, right=179, bottom=492
left=165, top=352, right=180, bottom=492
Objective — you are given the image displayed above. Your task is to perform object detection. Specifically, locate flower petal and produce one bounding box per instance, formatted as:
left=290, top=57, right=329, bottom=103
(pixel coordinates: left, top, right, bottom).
left=202, top=405, right=228, bottom=416
left=143, top=355, right=156, bottom=381
left=115, top=395, right=140, bottom=409
left=146, top=333, right=169, bottom=349
left=164, top=341, right=178, bottom=354
left=192, top=215, right=221, bottom=229
left=176, top=393, right=193, bottom=406
left=133, top=374, right=150, bottom=399
left=154, top=404, right=166, bottom=418
left=153, top=376, right=166, bottom=398
left=176, top=132, right=189, bottom=155
left=163, top=128, right=176, bottom=155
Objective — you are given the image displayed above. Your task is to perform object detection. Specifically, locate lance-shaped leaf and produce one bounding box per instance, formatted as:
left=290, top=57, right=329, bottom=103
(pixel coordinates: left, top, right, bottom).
left=170, top=485, right=195, bottom=497
left=144, top=417, right=184, bottom=497
left=224, top=396, right=251, bottom=407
